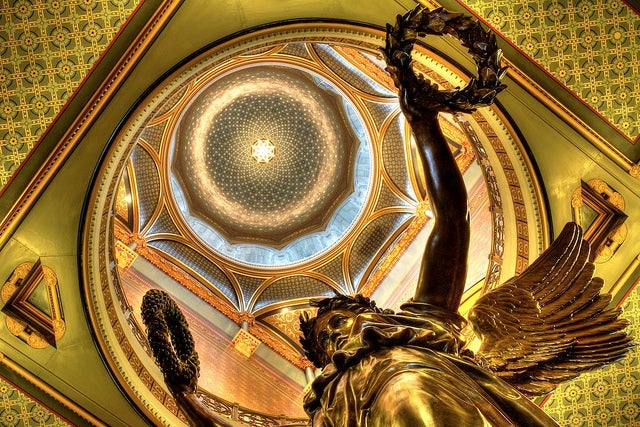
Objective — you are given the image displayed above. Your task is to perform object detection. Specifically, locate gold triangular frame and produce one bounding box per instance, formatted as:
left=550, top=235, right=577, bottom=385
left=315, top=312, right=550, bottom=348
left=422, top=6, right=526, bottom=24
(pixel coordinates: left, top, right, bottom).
left=1, top=260, right=65, bottom=348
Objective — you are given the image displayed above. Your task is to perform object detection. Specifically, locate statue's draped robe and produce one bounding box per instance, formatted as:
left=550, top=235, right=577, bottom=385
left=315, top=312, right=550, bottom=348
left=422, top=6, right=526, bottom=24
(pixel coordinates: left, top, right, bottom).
left=304, top=303, right=558, bottom=427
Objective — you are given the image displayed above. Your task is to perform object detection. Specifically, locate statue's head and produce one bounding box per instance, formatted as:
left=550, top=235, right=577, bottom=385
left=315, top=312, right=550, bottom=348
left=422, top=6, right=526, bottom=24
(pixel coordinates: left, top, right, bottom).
left=299, top=294, right=386, bottom=368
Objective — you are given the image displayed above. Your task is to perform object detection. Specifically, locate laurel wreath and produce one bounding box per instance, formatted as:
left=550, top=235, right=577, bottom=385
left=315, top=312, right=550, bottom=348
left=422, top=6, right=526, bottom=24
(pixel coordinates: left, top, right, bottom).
left=382, top=5, right=508, bottom=114
left=141, top=289, right=200, bottom=390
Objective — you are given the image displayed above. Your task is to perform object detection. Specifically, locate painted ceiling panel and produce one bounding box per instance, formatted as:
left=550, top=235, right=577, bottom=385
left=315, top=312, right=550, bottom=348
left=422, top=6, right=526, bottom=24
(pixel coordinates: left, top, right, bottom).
left=0, top=0, right=141, bottom=188
left=0, top=377, right=71, bottom=426
left=456, top=0, right=640, bottom=143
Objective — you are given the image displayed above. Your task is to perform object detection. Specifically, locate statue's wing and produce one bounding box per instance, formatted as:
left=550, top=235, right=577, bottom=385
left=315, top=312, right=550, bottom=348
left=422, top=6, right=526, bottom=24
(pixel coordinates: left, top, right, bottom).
left=468, top=222, right=633, bottom=396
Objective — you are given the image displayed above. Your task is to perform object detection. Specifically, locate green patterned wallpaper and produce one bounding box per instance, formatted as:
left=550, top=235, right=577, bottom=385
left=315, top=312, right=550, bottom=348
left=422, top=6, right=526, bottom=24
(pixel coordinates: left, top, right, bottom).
left=0, top=0, right=141, bottom=188
left=0, top=377, right=69, bottom=426
left=460, top=0, right=640, bottom=142
left=544, top=283, right=640, bottom=426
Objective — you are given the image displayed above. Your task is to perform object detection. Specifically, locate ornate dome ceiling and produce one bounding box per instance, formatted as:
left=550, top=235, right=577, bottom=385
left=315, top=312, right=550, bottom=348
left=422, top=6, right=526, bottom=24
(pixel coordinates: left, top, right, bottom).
left=171, top=63, right=371, bottom=264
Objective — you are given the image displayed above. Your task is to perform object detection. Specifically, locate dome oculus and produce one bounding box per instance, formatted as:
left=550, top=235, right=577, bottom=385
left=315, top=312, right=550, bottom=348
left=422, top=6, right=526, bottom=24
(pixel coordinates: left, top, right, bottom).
left=169, top=63, right=373, bottom=266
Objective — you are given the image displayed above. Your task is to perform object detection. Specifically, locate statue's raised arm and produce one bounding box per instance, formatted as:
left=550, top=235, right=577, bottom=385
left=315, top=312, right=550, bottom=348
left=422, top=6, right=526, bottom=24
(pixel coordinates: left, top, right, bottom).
left=381, top=6, right=507, bottom=312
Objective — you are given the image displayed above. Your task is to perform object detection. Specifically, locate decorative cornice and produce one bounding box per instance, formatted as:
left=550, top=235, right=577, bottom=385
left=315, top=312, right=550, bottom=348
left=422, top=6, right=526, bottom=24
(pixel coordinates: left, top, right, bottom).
left=0, top=0, right=184, bottom=250
left=0, top=352, right=106, bottom=426
left=505, top=63, right=638, bottom=178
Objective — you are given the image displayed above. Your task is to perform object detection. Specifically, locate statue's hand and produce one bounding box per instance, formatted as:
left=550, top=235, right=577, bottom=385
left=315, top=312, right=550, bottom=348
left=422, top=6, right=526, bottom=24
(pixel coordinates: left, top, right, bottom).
left=383, top=6, right=508, bottom=121
left=168, top=360, right=199, bottom=395
left=169, top=381, right=196, bottom=397
left=397, top=78, right=449, bottom=123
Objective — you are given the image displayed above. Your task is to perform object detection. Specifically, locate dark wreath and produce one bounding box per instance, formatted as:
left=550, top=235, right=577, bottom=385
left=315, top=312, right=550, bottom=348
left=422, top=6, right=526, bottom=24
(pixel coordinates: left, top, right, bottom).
left=382, top=5, right=508, bottom=113
left=141, top=289, right=200, bottom=391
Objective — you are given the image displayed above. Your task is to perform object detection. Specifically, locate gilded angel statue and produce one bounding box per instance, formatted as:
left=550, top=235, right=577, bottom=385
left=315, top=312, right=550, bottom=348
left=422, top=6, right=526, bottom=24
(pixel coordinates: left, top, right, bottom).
left=296, top=6, right=632, bottom=426
left=141, top=6, right=633, bottom=427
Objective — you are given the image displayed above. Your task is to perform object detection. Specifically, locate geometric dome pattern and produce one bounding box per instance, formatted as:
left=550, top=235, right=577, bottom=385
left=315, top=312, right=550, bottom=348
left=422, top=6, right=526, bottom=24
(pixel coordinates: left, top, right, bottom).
left=171, top=64, right=371, bottom=265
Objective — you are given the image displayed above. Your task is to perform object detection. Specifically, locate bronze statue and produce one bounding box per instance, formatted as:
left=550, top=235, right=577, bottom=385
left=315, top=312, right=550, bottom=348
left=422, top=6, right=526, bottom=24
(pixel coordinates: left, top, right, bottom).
left=297, top=6, right=632, bottom=426
left=141, top=6, right=633, bottom=427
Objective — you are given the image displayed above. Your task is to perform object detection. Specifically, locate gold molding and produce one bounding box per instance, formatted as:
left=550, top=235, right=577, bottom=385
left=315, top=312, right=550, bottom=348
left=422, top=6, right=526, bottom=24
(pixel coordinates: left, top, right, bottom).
left=0, top=0, right=184, bottom=250
left=115, top=240, right=138, bottom=269
left=1, top=260, right=64, bottom=348
left=0, top=352, right=106, bottom=426
left=231, top=329, right=261, bottom=358
left=506, top=61, right=637, bottom=178
left=610, top=253, right=640, bottom=300
left=571, top=179, right=628, bottom=263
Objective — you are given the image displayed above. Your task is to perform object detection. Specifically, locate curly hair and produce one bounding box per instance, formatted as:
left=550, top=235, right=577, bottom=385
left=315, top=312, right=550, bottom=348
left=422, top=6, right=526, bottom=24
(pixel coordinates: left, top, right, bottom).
left=299, top=294, right=389, bottom=368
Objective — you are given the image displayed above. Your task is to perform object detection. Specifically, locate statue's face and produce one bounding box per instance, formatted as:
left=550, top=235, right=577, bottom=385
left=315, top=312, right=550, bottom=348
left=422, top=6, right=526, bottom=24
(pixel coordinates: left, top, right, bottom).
left=314, top=308, right=356, bottom=360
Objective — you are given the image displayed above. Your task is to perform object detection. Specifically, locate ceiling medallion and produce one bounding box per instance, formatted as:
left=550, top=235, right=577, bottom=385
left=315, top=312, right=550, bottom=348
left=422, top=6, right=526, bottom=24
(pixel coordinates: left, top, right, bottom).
left=170, top=62, right=373, bottom=261
left=251, top=138, right=275, bottom=163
